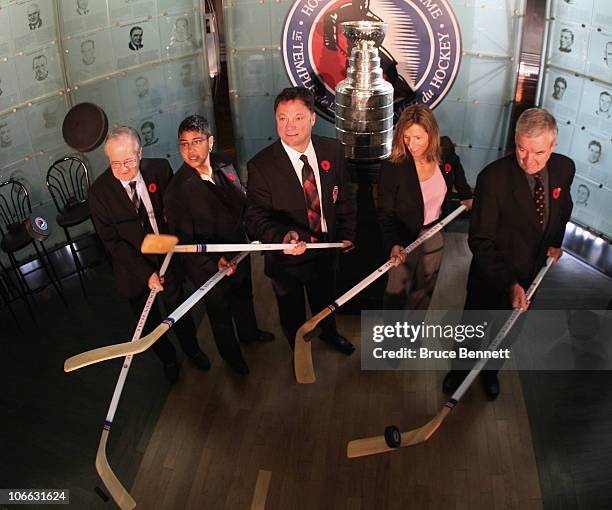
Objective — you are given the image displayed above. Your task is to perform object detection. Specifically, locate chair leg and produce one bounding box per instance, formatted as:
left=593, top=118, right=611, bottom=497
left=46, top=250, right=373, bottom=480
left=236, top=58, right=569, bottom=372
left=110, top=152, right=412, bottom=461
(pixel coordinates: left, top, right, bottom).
left=64, top=227, right=87, bottom=297
left=7, top=251, right=32, bottom=297
left=34, top=242, right=67, bottom=304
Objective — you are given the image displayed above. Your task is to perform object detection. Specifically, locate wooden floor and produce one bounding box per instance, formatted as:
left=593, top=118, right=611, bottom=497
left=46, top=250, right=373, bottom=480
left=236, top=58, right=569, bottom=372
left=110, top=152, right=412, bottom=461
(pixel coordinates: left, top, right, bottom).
left=131, top=233, right=544, bottom=510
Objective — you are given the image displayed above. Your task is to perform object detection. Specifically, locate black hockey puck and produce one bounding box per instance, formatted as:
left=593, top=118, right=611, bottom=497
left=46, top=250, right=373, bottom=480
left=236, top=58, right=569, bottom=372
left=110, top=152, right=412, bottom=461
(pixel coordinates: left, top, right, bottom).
left=62, top=102, right=108, bottom=153
left=384, top=425, right=401, bottom=448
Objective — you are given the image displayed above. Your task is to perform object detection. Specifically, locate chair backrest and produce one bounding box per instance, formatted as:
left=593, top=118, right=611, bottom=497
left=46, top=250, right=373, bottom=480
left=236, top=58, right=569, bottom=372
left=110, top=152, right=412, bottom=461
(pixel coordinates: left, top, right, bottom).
left=46, top=156, right=91, bottom=212
left=0, top=180, right=31, bottom=236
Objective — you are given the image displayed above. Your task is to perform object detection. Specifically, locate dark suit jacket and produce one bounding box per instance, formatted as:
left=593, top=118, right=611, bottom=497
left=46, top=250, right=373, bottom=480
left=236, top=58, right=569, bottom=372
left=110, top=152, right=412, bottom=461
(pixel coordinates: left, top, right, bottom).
left=245, top=135, right=356, bottom=279
left=378, top=136, right=472, bottom=253
left=89, top=158, right=172, bottom=299
left=466, top=152, right=575, bottom=307
left=164, top=155, right=248, bottom=286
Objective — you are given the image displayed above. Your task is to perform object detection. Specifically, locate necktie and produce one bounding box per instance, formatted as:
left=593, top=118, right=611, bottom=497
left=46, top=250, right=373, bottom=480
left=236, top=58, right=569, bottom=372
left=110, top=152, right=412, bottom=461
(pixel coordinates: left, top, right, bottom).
left=300, top=154, right=322, bottom=242
left=129, top=181, right=153, bottom=234
left=533, top=174, right=545, bottom=228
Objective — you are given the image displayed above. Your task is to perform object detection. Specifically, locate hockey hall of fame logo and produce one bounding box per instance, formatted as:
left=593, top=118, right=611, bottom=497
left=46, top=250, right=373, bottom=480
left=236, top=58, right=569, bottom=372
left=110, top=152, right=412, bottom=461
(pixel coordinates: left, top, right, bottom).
left=281, top=0, right=462, bottom=122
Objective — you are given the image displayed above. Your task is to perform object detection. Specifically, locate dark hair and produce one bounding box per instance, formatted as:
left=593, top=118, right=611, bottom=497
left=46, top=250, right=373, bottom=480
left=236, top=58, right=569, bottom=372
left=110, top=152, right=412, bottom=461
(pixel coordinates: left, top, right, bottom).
left=560, top=28, right=574, bottom=42
left=274, top=87, right=315, bottom=113
left=389, top=104, right=440, bottom=163
left=130, top=26, right=143, bottom=37
left=141, top=121, right=155, bottom=131
left=554, top=77, right=567, bottom=87
left=178, top=115, right=212, bottom=137
left=588, top=140, right=602, bottom=150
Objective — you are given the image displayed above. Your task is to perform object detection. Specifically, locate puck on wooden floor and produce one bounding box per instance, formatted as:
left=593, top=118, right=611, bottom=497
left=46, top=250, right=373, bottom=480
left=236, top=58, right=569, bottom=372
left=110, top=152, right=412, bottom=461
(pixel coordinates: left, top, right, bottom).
left=384, top=425, right=401, bottom=448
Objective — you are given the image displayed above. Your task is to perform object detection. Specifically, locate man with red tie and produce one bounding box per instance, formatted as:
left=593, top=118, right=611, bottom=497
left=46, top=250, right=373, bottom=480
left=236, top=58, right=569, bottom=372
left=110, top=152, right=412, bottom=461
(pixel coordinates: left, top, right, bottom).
left=443, top=108, right=575, bottom=399
left=246, top=87, right=357, bottom=353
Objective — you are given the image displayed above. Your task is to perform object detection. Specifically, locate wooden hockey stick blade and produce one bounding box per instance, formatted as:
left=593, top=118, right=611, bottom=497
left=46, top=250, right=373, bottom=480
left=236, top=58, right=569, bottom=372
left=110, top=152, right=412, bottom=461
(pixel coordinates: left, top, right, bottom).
left=64, top=323, right=169, bottom=372
left=95, top=429, right=136, bottom=510
left=346, top=406, right=451, bottom=458
left=141, top=234, right=178, bottom=254
left=294, top=307, right=333, bottom=384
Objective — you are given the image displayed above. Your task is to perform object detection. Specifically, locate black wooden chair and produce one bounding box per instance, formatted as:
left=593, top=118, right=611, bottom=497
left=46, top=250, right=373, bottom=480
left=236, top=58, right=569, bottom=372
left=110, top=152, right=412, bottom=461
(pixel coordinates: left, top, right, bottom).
left=0, top=257, right=36, bottom=325
left=0, top=180, right=65, bottom=303
left=46, top=156, right=92, bottom=296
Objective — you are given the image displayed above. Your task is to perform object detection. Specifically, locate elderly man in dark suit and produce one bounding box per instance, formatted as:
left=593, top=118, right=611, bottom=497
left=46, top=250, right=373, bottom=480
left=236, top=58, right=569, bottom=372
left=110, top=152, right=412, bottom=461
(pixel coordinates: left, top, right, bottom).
left=164, top=115, right=273, bottom=375
left=443, top=107, right=575, bottom=399
left=89, top=126, right=210, bottom=383
left=246, top=86, right=357, bottom=354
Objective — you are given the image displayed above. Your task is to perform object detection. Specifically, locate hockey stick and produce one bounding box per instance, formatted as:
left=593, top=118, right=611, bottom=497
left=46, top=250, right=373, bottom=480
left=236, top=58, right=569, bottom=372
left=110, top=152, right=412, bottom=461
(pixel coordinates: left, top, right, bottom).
left=294, top=205, right=467, bottom=384
left=141, top=233, right=343, bottom=254
left=346, top=256, right=554, bottom=458
left=64, top=250, right=249, bottom=372
left=95, top=252, right=173, bottom=510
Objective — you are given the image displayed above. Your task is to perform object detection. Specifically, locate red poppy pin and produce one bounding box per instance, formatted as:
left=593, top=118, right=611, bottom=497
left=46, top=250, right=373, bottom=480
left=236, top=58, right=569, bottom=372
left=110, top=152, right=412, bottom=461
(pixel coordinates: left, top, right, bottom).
left=228, top=172, right=237, bottom=182
left=321, top=160, right=331, bottom=172
left=444, top=163, right=452, bottom=173
left=552, top=187, right=561, bottom=200
left=148, top=183, right=157, bottom=193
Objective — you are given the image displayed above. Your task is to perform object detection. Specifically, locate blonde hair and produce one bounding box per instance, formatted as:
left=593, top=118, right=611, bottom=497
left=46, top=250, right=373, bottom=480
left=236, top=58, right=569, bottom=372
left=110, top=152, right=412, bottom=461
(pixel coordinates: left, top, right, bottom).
left=389, top=104, right=440, bottom=163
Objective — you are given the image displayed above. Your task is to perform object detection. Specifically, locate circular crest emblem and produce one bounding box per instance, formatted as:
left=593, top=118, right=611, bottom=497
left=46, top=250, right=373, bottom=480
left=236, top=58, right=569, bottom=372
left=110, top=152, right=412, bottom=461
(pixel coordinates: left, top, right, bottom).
left=282, top=0, right=461, bottom=122
left=35, top=217, right=48, bottom=231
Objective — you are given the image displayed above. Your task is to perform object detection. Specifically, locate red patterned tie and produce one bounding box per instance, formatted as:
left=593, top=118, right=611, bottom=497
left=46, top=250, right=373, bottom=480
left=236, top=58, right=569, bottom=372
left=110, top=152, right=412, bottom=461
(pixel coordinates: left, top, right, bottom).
left=300, top=154, right=322, bottom=242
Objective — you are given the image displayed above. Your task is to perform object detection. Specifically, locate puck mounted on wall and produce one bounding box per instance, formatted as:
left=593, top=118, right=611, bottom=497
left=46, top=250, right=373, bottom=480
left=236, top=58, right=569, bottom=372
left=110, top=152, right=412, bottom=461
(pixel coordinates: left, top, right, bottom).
left=62, top=102, right=108, bottom=153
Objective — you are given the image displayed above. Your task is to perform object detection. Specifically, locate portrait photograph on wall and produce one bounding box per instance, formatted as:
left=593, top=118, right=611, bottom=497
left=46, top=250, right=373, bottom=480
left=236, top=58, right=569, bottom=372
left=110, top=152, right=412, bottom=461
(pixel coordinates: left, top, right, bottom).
left=60, top=0, right=108, bottom=37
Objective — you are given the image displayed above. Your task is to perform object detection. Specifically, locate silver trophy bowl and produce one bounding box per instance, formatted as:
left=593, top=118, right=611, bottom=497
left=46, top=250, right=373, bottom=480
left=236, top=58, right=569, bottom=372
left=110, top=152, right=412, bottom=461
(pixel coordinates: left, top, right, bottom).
left=335, top=21, right=394, bottom=161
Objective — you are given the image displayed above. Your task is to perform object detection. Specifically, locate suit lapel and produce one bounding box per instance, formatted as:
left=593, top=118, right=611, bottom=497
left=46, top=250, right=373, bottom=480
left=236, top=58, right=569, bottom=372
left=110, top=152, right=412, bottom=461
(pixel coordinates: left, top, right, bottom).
left=510, top=159, right=541, bottom=235
left=544, top=165, right=560, bottom=239
left=109, top=172, right=139, bottom=219
left=312, top=136, right=332, bottom=218
left=140, top=164, right=164, bottom=229
left=274, top=140, right=309, bottom=208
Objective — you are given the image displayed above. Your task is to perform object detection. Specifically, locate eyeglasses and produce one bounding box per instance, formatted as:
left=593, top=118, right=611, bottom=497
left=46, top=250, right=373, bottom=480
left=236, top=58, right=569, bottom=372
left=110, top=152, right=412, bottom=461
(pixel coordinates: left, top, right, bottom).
left=110, top=158, right=138, bottom=171
left=178, top=138, right=208, bottom=150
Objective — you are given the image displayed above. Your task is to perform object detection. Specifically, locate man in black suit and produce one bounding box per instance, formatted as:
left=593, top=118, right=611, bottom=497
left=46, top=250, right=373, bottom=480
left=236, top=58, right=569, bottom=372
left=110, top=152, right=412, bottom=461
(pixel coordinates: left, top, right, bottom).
left=443, top=108, right=575, bottom=399
left=128, top=26, right=143, bottom=51
left=164, top=115, right=273, bottom=375
left=89, top=126, right=210, bottom=383
left=246, top=87, right=357, bottom=353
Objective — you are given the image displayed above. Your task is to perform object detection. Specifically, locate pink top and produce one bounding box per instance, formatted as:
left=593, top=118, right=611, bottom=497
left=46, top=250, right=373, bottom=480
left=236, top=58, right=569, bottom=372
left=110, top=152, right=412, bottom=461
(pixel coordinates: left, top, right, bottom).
left=420, top=167, right=447, bottom=225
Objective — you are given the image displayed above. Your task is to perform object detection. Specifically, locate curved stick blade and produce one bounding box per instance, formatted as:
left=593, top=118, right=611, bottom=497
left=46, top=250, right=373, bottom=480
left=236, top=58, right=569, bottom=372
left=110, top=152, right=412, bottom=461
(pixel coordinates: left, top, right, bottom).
left=346, top=406, right=451, bottom=458
left=64, top=323, right=169, bottom=372
left=96, top=429, right=136, bottom=510
left=294, top=330, right=315, bottom=384
left=293, top=308, right=333, bottom=384
left=141, top=234, right=178, bottom=254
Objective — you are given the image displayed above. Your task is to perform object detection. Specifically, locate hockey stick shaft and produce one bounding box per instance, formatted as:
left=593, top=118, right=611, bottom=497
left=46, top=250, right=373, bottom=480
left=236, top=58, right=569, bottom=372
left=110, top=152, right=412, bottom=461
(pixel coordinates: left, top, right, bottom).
left=331, top=205, right=465, bottom=310
left=346, top=256, right=554, bottom=458
left=163, top=241, right=342, bottom=253
left=449, top=255, right=554, bottom=403
left=64, top=250, right=249, bottom=372
left=95, top=253, right=173, bottom=510
left=293, top=206, right=466, bottom=384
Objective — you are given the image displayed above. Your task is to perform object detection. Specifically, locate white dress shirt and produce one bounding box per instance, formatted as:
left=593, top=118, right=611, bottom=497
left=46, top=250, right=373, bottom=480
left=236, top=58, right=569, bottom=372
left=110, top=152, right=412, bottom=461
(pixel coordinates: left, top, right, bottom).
left=280, top=139, right=328, bottom=233
left=121, top=171, right=160, bottom=234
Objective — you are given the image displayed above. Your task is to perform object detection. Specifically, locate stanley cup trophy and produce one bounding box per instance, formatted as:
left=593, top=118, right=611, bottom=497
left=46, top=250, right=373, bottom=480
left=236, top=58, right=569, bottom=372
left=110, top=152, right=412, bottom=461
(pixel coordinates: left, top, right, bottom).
left=335, top=21, right=394, bottom=161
